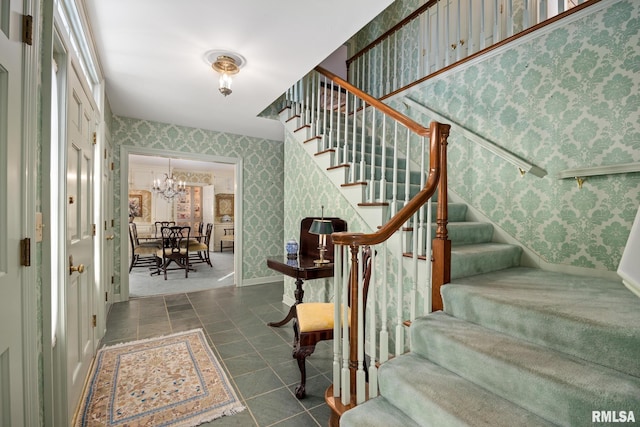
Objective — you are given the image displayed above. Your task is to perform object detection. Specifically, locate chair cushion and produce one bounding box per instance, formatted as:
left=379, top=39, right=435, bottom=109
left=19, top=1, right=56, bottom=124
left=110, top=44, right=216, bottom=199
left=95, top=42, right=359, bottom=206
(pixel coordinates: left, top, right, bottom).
left=156, top=248, right=188, bottom=258
left=297, top=303, right=334, bottom=332
left=187, top=242, right=208, bottom=251
left=134, top=245, right=159, bottom=255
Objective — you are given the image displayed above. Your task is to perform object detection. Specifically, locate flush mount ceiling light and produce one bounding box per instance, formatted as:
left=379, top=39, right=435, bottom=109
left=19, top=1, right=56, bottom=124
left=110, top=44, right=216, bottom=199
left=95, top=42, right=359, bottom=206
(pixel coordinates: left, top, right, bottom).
left=204, top=50, right=246, bottom=97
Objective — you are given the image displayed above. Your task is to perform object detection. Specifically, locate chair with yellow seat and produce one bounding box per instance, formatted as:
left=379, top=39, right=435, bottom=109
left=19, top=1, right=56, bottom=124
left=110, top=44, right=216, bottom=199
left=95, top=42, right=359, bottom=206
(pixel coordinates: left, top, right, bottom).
left=292, top=246, right=373, bottom=399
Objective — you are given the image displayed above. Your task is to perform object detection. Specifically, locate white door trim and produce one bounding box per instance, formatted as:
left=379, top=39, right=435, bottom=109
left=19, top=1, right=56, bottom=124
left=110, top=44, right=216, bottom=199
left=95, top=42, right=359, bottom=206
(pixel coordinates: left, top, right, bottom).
left=119, top=145, right=244, bottom=300
left=22, top=0, right=42, bottom=423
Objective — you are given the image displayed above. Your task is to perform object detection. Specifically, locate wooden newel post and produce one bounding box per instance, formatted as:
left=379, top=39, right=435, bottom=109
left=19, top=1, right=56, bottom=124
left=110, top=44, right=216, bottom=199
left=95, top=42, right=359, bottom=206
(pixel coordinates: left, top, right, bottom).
left=431, top=125, right=451, bottom=311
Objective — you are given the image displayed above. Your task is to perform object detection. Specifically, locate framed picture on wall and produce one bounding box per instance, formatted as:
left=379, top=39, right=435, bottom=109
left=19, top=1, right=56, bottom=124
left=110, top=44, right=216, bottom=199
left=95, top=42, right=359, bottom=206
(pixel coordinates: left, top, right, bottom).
left=128, top=194, right=143, bottom=218
left=216, top=193, right=234, bottom=218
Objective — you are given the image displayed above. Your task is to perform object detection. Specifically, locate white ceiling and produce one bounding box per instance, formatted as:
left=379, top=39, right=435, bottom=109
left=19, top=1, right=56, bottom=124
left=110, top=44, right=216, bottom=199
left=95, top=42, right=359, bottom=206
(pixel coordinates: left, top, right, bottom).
left=83, top=0, right=394, bottom=142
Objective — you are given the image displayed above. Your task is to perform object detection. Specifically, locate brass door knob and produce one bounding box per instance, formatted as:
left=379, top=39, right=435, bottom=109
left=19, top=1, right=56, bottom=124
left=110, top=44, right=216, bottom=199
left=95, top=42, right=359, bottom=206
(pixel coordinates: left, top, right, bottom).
left=69, top=256, right=85, bottom=275
left=106, top=234, right=115, bottom=240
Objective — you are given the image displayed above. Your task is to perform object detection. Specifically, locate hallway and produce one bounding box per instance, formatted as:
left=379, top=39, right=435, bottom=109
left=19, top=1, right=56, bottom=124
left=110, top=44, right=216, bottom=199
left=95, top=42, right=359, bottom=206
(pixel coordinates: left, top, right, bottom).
left=102, top=282, right=330, bottom=426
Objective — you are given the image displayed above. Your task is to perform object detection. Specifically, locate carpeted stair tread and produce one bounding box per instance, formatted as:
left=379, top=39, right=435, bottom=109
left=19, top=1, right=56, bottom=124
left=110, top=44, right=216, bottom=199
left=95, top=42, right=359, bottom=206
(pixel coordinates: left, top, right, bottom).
left=340, top=395, right=421, bottom=427
left=442, top=267, right=640, bottom=377
left=411, top=312, right=640, bottom=426
left=450, top=243, right=522, bottom=279
left=432, top=221, right=493, bottom=246
left=377, top=353, right=555, bottom=427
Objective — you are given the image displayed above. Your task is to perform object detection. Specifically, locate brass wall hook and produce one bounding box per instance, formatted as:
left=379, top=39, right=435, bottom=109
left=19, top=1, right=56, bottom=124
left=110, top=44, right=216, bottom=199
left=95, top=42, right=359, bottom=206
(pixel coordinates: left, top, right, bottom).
left=575, top=177, right=585, bottom=189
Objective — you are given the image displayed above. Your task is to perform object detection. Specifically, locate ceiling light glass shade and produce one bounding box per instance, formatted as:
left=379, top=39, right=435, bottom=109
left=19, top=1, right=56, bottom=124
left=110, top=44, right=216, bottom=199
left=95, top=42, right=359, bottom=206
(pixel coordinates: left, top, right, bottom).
left=219, top=73, right=233, bottom=96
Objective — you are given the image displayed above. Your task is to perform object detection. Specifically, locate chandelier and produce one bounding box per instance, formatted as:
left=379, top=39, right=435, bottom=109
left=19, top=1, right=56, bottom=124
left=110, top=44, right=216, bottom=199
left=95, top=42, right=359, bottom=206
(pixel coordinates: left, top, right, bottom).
left=152, top=159, right=186, bottom=200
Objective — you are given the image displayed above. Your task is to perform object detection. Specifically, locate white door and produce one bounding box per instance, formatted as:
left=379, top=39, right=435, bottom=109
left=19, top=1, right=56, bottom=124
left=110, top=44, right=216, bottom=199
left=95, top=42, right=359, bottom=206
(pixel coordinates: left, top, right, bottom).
left=0, top=0, right=25, bottom=424
left=65, top=61, right=96, bottom=419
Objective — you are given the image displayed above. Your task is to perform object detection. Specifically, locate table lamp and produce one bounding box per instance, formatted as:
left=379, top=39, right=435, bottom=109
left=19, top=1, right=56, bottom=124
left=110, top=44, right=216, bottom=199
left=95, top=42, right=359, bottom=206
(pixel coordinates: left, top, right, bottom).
left=309, top=206, right=334, bottom=265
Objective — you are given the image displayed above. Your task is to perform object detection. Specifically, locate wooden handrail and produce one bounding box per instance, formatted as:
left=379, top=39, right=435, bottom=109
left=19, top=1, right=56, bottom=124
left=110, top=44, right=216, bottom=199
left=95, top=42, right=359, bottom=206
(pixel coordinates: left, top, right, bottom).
left=346, top=0, right=438, bottom=65
left=332, top=121, right=450, bottom=247
left=315, top=66, right=430, bottom=137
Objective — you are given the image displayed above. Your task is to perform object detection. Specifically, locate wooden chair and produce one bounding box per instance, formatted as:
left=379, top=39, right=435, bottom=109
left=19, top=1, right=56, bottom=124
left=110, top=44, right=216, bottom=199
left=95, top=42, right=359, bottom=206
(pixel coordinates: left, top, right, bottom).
left=155, top=226, right=192, bottom=280
left=220, top=227, right=234, bottom=252
left=186, top=223, right=213, bottom=267
left=154, top=221, right=175, bottom=238
left=128, top=223, right=161, bottom=272
left=292, top=246, right=373, bottom=398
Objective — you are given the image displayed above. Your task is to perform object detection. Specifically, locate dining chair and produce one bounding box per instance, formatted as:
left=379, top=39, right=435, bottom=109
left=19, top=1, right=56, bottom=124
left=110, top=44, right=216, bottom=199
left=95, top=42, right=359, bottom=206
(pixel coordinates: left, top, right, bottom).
left=155, top=226, right=192, bottom=280
left=220, top=227, right=234, bottom=252
left=154, top=221, right=175, bottom=238
left=128, top=223, right=161, bottom=272
left=292, top=246, right=373, bottom=398
left=186, top=223, right=213, bottom=267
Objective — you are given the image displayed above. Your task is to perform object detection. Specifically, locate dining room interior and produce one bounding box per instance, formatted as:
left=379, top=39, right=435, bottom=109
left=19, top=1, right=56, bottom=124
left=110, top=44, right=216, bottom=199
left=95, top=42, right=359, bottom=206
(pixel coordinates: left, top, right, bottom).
left=127, top=153, right=237, bottom=298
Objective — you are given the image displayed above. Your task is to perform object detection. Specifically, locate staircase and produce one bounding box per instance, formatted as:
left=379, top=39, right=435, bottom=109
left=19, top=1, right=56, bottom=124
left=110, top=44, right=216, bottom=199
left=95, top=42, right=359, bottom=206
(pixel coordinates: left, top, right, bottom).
left=281, top=70, right=640, bottom=426
left=342, top=268, right=640, bottom=426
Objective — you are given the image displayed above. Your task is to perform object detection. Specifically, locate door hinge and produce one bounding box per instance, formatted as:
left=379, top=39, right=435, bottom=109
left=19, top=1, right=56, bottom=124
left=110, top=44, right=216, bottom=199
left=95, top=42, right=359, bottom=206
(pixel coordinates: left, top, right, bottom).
left=92, top=132, right=97, bottom=145
left=105, top=291, right=109, bottom=301
left=110, top=162, right=114, bottom=171
left=111, top=275, right=114, bottom=284
left=92, top=224, right=96, bottom=236
left=22, top=15, right=33, bottom=45
left=20, top=238, right=31, bottom=266
left=104, top=148, right=107, bottom=159
left=111, top=219, right=114, bottom=228
left=92, top=315, right=97, bottom=328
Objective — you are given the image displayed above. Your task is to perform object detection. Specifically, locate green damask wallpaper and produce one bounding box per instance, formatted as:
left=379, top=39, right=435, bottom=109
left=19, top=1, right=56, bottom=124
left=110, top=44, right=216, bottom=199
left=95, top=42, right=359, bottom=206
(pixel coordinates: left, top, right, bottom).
left=391, top=0, right=640, bottom=271
left=112, top=116, right=284, bottom=293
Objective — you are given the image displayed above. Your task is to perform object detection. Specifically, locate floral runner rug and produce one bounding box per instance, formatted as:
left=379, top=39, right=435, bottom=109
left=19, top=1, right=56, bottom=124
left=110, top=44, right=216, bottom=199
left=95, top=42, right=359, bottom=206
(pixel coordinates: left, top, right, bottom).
left=75, top=329, right=244, bottom=426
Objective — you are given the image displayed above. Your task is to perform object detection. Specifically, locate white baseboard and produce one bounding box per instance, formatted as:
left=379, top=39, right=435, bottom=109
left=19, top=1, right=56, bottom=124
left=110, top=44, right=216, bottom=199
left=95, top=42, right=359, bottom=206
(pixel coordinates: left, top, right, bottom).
left=240, top=275, right=284, bottom=287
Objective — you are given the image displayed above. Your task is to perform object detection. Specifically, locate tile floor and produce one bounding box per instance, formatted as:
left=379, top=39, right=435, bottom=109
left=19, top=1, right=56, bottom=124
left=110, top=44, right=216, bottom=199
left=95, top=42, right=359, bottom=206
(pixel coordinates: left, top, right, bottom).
left=103, top=282, right=333, bottom=426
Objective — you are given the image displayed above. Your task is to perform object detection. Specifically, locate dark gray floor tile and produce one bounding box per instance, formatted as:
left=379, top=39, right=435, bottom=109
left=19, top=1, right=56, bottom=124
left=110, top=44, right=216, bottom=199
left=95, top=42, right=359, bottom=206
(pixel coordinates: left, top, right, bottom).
left=245, top=387, right=305, bottom=427
left=223, top=353, right=268, bottom=377
left=216, top=339, right=256, bottom=360
left=233, top=367, right=286, bottom=399
left=289, top=373, right=331, bottom=409
left=271, top=411, right=320, bottom=427
left=308, top=404, right=331, bottom=426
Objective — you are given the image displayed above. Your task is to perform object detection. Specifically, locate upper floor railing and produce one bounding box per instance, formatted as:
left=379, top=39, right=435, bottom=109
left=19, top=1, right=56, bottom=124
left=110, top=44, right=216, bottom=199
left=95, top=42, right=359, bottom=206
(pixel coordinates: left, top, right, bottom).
left=347, top=0, right=600, bottom=98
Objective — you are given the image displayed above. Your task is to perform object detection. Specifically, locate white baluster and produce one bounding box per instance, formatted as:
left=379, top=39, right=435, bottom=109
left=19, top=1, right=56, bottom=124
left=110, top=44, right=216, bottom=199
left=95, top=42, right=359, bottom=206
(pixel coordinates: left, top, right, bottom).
left=393, top=32, right=398, bottom=92
left=391, top=121, right=399, bottom=216
left=368, top=249, right=378, bottom=398
left=342, top=91, right=349, bottom=165
left=356, top=249, right=366, bottom=404
left=418, top=136, right=426, bottom=257
left=480, top=0, right=486, bottom=50
left=315, top=72, right=322, bottom=136
left=304, top=73, right=310, bottom=124
left=379, top=115, right=387, bottom=203
left=359, top=103, right=367, bottom=183
left=336, top=85, right=342, bottom=153
left=351, top=91, right=358, bottom=183
left=386, top=37, right=391, bottom=94
left=379, top=242, right=389, bottom=363
left=445, top=0, right=451, bottom=67
left=328, top=80, right=335, bottom=150
left=333, top=246, right=343, bottom=398
left=404, top=128, right=411, bottom=207
left=400, top=26, right=406, bottom=88
left=456, top=0, right=462, bottom=62
left=379, top=41, right=385, bottom=97
left=506, top=0, right=514, bottom=37
left=425, top=197, right=433, bottom=314
left=322, top=76, right=328, bottom=148
left=369, top=109, right=376, bottom=202
left=411, top=210, right=419, bottom=322
left=395, top=231, right=405, bottom=356
left=435, top=0, right=441, bottom=71
left=467, top=0, right=474, bottom=56
left=523, top=0, right=531, bottom=30
left=494, top=0, right=501, bottom=44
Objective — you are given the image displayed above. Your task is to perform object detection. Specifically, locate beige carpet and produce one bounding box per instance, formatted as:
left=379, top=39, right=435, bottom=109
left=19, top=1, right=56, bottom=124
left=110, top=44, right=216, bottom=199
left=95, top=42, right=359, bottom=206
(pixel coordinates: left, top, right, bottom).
left=75, top=329, right=244, bottom=426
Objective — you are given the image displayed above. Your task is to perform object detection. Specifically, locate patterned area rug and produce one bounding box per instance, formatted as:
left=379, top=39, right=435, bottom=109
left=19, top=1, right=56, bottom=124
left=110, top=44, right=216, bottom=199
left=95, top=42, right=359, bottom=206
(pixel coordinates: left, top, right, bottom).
left=75, top=329, right=244, bottom=426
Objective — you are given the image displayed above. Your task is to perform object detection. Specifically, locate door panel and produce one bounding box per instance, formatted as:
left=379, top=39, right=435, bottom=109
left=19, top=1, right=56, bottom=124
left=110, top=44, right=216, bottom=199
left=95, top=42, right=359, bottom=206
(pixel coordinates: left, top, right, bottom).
left=65, top=61, right=95, bottom=419
left=0, top=0, right=24, bottom=424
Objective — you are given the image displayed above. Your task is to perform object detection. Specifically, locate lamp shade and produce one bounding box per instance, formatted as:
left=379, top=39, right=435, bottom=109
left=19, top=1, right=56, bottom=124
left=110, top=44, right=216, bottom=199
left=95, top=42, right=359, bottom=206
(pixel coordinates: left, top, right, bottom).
left=309, top=219, right=334, bottom=235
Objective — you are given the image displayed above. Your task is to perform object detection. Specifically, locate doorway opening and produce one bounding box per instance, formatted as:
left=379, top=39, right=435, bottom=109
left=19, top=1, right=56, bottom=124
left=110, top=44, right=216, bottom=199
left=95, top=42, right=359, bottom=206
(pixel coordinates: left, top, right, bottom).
left=123, top=151, right=240, bottom=299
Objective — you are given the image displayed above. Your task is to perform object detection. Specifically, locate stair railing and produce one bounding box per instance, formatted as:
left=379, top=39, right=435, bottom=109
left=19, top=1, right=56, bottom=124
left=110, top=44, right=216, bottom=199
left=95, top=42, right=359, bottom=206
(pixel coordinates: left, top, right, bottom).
left=348, top=0, right=599, bottom=99
left=284, top=70, right=451, bottom=422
